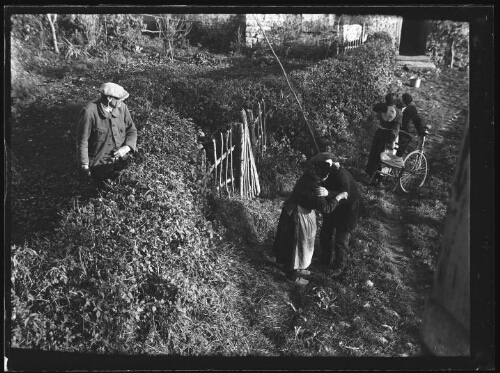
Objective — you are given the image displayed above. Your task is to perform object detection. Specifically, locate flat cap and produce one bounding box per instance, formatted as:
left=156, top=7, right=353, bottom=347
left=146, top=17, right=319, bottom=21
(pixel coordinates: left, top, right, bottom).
left=99, top=82, right=129, bottom=100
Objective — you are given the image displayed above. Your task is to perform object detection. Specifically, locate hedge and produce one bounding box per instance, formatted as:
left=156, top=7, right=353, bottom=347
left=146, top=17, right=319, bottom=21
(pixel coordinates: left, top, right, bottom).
left=11, top=107, right=258, bottom=354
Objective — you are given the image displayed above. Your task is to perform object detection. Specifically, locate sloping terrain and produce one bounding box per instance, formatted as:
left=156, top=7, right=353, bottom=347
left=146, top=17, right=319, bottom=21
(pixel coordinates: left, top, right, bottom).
left=8, top=50, right=468, bottom=358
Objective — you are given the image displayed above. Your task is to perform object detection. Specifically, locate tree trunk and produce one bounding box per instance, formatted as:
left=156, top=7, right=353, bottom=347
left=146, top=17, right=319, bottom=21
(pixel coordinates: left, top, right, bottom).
left=47, top=14, right=59, bottom=54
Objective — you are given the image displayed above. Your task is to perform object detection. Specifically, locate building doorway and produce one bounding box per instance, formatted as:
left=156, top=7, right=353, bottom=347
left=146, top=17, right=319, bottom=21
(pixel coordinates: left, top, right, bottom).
left=399, top=19, right=428, bottom=56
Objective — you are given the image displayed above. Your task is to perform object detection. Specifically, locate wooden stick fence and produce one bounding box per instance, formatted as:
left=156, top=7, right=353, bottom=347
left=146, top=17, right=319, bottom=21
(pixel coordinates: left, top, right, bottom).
left=200, top=100, right=270, bottom=199
left=343, top=37, right=364, bottom=51
left=240, top=110, right=261, bottom=198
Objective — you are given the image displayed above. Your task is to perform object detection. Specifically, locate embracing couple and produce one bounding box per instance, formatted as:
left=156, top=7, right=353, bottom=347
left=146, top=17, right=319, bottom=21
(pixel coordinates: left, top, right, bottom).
left=272, top=153, right=362, bottom=286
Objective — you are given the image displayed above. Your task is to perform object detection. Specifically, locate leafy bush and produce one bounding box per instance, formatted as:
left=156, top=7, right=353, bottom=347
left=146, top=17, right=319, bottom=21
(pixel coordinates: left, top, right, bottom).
left=127, top=69, right=288, bottom=137
left=10, top=106, right=257, bottom=354
left=366, top=31, right=394, bottom=45
left=427, top=21, right=469, bottom=68
left=257, top=136, right=306, bottom=198
left=269, top=35, right=396, bottom=155
left=145, top=35, right=395, bottom=157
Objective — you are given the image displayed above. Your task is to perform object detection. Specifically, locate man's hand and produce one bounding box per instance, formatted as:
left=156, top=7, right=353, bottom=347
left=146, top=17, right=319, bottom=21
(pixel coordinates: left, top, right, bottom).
left=113, top=146, right=130, bottom=159
left=315, top=187, right=329, bottom=197
left=335, top=191, right=348, bottom=201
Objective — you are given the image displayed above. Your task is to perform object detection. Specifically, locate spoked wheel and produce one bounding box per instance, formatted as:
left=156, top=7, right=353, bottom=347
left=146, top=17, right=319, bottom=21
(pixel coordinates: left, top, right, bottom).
left=400, top=151, right=428, bottom=193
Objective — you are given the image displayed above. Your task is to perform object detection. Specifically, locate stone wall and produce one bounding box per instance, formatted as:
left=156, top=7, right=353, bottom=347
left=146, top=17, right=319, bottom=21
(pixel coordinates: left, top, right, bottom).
left=143, top=13, right=403, bottom=52
left=245, top=13, right=399, bottom=48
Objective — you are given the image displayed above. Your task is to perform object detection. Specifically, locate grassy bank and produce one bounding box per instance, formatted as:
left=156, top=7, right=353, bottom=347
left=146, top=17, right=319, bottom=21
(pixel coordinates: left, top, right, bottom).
left=9, top=32, right=467, bottom=358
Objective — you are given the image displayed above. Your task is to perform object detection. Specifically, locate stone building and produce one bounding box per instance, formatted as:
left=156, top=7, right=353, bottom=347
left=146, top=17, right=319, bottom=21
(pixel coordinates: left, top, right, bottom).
left=142, top=13, right=468, bottom=67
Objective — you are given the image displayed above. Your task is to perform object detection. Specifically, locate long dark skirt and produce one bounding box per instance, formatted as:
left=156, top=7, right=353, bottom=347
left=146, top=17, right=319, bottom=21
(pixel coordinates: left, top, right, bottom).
left=273, top=200, right=316, bottom=273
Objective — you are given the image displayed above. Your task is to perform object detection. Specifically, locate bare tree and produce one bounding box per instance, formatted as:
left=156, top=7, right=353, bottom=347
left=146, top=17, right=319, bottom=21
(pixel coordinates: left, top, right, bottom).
left=46, top=13, right=59, bottom=53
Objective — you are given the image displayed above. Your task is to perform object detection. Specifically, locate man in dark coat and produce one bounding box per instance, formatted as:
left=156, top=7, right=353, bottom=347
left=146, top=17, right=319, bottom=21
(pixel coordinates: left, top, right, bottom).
left=397, top=92, right=426, bottom=156
left=311, top=153, right=362, bottom=277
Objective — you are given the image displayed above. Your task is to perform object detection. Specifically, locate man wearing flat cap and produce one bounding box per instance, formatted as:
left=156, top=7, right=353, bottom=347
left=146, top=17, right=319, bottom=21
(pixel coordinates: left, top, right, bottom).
left=76, top=82, right=137, bottom=188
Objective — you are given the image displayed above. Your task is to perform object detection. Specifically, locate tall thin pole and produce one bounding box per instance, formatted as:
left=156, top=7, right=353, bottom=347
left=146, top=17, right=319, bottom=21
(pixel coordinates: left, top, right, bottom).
left=252, top=14, right=320, bottom=153
left=219, top=133, right=223, bottom=195
left=201, top=149, right=206, bottom=194
left=239, top=122, right=245, bottom=198
left=225, top=131, right=229, bottom=195
left=262, top=100, right=267, bottom=151
left=230, top=128, right=234, bottom=196
left=213, top=138, right=217, bottom=191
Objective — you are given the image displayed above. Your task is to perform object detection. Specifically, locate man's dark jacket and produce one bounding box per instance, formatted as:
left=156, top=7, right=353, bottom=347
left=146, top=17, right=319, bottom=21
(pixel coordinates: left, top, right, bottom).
left=322, top=167, right=362, bottom=232
left=75, top=99, right=137, bottom=168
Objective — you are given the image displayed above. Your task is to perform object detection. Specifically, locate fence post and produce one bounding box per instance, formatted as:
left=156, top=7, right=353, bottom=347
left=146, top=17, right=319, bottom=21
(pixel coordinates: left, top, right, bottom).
left=247, top=109, right=256, bottom=149
left=239, top=119, right=245, bottom=198
left=212, top=138, right=217, bottom=190
left=219, top=133, right=223, bottom=195
left=225, top=130, right=229, bottom=195
left=201, top=148, right=206, bottom=194
left=247, top=129, right=261, bottom=197
left=257, top=102, right=264, bottom=154
left=262, top=100, right=267, bottom=150
left=244, top=122, right=251, bottom=198
left=230, top=128, right=234, bottom=196
left=258, top=102, right=263, bottom=155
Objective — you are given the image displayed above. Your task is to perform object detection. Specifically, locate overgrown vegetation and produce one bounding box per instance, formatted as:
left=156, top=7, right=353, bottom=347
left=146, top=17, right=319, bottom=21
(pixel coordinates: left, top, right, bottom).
left=427, top=20, right=469, bottom=68
left=10, top=107, right=267, bottom=354
left=8, top=12, right=468, bottom=359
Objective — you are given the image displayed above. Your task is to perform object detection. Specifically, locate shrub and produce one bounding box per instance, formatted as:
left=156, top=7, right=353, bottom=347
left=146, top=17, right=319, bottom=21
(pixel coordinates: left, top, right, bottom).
left=127, top=35, right=395, bottom=160
left=128, top=69, right=288, bottom=137
left=257, top=135, right=305, bottom=198
left=367, top=31, right=394, bottom=45
left=268, top=35, right=396, bottom=155
left=10, top=106, right=256, bottom=354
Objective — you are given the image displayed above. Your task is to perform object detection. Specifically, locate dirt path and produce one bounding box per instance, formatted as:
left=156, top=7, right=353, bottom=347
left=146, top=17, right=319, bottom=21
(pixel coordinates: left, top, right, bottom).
left=362, top=66, right=469, bottom=354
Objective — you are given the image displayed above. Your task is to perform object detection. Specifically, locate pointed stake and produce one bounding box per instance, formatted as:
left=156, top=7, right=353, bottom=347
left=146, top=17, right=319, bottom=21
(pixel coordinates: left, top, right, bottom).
left=225, top=130, right=229, bottom=195
left=239, top=120, right=245, bottom=198
left=230, top=128, right=234, bottom=196
left=213, top=138, right=217, bottom=190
